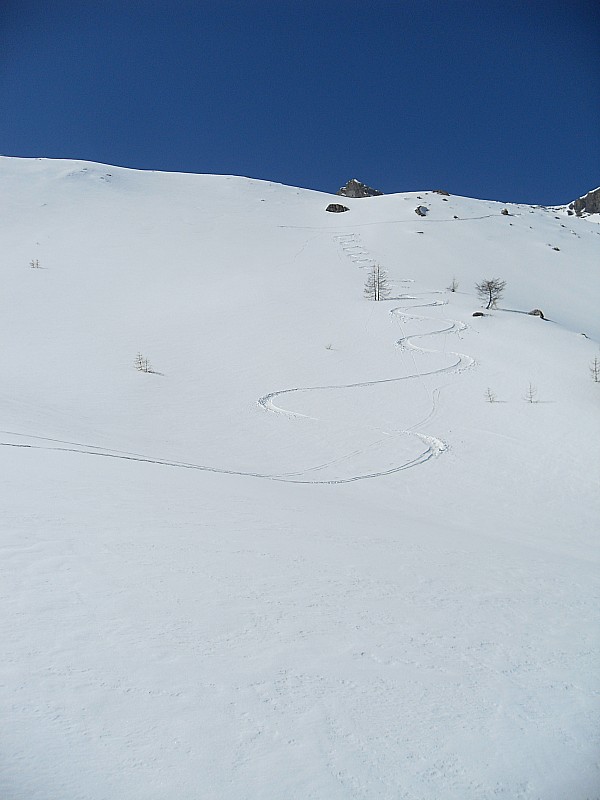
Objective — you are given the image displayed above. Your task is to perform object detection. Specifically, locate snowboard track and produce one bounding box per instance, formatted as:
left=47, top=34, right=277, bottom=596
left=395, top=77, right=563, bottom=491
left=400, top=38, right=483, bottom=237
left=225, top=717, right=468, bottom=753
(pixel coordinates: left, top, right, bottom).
left=255, top=297, right=473, bottom=482
left=1, top=236, right=475, bottom=484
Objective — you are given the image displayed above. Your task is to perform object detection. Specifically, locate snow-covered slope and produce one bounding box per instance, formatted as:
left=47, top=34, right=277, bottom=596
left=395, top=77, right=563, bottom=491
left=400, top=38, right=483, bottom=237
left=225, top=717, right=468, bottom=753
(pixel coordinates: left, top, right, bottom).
left=1, top=157, right=599, bottom=799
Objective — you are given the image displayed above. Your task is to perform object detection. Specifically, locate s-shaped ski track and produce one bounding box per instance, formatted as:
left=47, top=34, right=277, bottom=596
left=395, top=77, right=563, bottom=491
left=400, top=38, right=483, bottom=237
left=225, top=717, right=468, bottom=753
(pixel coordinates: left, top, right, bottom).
left=1, top=237, right=475, bottom=485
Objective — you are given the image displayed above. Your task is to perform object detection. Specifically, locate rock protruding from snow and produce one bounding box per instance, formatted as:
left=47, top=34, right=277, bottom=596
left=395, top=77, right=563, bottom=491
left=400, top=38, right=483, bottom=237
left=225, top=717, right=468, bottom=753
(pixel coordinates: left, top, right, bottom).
left=569, top=187, right=600, bottom=215
left=337, top=178, right=383, bottom=198
left=325, top=203, right=350, bottom=213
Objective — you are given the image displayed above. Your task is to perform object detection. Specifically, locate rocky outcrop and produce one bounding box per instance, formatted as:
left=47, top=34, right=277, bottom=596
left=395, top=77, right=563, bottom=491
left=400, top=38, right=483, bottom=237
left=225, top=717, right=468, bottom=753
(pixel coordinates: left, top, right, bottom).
left=337, top=179, right=383, bottom=198
left=326, top=203, right=349, bottom=213
left=568, top=187, right=600, bottom=216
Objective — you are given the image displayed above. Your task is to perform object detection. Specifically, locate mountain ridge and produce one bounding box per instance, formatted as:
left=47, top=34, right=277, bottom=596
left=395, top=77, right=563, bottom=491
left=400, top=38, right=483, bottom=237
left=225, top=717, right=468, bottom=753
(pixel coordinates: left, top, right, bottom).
left=4, top=155, right=595, bottom=209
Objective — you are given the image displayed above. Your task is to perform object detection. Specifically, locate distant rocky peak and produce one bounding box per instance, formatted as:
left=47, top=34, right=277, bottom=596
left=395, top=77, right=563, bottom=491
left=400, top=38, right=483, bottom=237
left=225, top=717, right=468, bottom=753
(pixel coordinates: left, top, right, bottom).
left=337, top=178, right=383, bottom=198
left=568, top=187, right=600, bottom=215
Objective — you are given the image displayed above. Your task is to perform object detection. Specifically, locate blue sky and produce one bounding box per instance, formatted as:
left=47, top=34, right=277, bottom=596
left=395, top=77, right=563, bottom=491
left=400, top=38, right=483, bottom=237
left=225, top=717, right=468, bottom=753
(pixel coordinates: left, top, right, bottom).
left=1, top=1, right=598, bottom=203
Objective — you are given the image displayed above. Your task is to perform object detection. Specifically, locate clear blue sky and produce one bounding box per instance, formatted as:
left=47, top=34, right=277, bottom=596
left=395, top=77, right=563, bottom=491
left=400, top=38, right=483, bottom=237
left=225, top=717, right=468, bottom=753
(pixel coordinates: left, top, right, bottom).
left=1, top=0, right=598, bottom=204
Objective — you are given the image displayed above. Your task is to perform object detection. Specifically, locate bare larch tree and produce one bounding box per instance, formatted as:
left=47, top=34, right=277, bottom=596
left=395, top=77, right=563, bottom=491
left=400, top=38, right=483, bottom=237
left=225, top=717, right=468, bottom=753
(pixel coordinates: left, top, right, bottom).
left=475, top=278, right=506, bottom=309
left=364, top=264, right=390, bottom=301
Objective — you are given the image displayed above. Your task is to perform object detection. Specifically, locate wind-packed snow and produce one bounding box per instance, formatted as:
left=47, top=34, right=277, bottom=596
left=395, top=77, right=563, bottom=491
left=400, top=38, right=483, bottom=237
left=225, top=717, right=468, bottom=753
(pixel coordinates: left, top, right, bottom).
left=1, top=157, right=599, bottom=799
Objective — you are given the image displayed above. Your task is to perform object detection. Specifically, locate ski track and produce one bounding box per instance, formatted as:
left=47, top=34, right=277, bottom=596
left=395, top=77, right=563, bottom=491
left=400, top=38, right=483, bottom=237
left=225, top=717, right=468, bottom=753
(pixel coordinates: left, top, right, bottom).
left=254, top=233, right=475, bottom=480
left=278, top=209, right=514, bottom=230
left=1, top=232, right=475, bottom=484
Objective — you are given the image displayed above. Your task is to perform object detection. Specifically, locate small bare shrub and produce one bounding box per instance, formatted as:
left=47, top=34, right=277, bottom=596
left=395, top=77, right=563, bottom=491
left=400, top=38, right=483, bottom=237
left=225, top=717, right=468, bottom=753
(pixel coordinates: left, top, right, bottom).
left=524, top=383, right=538, bottom=403
left=134, top=352, right=154, bottom=373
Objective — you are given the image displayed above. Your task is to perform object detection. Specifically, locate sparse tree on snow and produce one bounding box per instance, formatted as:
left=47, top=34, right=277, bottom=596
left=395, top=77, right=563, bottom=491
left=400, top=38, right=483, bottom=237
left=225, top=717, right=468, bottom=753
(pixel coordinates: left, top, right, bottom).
left=29, top=259, right=40, bottom=269
left=524, top=382, right=538, bottom=403
left=134, top=352, right=153, bottom=373
left=447, top=277, right=459, bottom=292
left=484, top=387, right=497, bottom=403
left=475, top=277, right=506, bottom=309
left=364, top=264, right=390, bottom=301
left=590, top=356, right=600, bottom=383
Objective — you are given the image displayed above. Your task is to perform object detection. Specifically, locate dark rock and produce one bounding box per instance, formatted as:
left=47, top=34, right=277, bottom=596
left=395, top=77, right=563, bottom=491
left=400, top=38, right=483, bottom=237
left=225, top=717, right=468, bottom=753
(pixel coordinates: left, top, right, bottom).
left=501, top=208, right=510, bottom=215
left=472, top=312, right=485, bottom=317
left=326, top=203, right=350, bottom=213
left=337, top=179, right=383, bottom=198
left=528, top=309, right=545, bottom=319
left=415, top=206, right=428, bottom=217
left=432, top=189, right=450, bottom=196
left=568, top=187, right=600, bottom=216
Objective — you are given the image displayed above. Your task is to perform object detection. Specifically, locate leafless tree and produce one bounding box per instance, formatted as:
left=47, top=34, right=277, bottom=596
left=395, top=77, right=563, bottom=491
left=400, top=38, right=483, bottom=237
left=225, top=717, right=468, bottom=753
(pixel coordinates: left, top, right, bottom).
left=134, top=352, right=153, bottom=373
left=29, top=259, right=40, bottom=269
left=447, top=277, right=459, bottom=292
left=484, top=387, right=497, bottom=403
left=475, top=277, right=506, bottom=309
left=524, top=382, right=538, bottom=403
left=590, top=356, right=600, bottom=383
left=364, top=264, right=390, bottom=301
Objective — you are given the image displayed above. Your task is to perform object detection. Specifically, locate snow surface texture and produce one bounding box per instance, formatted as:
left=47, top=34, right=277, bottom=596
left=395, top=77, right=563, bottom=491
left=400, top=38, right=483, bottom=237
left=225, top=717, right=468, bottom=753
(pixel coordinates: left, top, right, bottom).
left=1, top=157, right=599, bottom=799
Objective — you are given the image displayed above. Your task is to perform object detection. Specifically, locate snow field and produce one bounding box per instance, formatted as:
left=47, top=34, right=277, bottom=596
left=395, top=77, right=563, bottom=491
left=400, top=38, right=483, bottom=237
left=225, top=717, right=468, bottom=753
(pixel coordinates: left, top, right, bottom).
left=1, top=157, right=599, bottom=799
